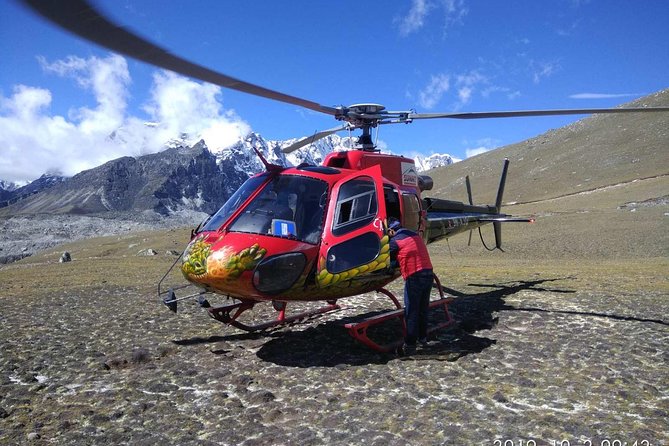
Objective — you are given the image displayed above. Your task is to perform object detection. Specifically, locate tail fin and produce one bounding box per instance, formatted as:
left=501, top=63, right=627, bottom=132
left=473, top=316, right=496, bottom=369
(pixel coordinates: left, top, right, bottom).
left=466, top=175, right=474, bottom=246
left=493, top=159, right=510, bottom=250
left=495, top=158, right=510, bottom=213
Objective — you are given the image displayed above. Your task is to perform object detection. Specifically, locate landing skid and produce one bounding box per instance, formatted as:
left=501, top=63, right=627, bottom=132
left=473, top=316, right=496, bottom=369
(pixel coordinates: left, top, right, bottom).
left=159, top=275, right=454, bottom=352
left=207, top=299, right=341, bottom=332
left=159, top=282, right=341, bottom=331
left=344, top=274, right=455, bottom=353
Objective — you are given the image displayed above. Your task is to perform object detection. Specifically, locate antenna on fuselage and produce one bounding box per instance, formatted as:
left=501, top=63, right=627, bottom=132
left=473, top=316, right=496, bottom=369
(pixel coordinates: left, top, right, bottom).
left=252, top=147, right=284, bottom=173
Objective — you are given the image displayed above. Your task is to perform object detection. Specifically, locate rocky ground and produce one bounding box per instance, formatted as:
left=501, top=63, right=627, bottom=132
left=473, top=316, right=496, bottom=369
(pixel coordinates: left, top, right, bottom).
left=0, top=229, right=667, bottom=445
left=0, top=211, right=206, bottom=264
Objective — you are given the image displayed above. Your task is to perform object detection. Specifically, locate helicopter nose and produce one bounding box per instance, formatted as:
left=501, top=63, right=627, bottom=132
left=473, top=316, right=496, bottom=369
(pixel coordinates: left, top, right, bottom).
left=180, top=232, right=314, bottom=298
left=181, top=237, right=267, bottom=282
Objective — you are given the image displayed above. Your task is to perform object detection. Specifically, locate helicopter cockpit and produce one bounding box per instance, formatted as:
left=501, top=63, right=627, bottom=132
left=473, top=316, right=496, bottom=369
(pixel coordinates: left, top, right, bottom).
left=201, top=173, right=328, bottom=245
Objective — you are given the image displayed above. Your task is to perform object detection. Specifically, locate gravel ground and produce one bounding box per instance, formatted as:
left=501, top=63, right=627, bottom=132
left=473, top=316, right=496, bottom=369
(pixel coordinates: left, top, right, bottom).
left=0, top=212, right=206, bottom=264
left=1, top=258, right=667, bottom=445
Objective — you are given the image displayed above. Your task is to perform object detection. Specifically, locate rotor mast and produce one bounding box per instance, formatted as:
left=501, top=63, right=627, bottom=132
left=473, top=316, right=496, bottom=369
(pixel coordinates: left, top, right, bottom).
left=336, top=103, right=401, bottom=151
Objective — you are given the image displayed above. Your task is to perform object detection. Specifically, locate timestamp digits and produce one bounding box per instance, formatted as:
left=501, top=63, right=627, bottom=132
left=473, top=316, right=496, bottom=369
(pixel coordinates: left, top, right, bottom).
left=493, top=440, right=652, bottom=446
left=548, top=440, right=651, bottom=446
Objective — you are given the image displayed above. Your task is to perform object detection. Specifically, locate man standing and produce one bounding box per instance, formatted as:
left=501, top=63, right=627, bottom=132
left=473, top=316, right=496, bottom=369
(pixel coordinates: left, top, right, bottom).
left=387, top=218, right=434, bottom=355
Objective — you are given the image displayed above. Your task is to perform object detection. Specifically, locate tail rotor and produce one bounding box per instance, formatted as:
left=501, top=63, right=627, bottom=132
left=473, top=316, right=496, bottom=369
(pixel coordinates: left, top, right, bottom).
left=466, top=175, right=474, bottom=246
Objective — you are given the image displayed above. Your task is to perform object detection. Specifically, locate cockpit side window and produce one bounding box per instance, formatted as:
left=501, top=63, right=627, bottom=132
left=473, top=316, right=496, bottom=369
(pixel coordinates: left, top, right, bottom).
left=332, top=176, right=377, bottom=236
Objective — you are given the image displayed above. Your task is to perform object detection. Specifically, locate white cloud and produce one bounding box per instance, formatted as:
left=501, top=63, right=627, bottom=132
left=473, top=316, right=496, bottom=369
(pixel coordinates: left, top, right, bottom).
left=482, top=86, right=521, bottom=100
left=530, top=60, right=560, bottom=84
left=441, top=0, right=469, bottom=32
left=0, top=54, right=250, bottom=183
left=143, top=71, right=250, bottom=153
left=464, top=137, right=498, bottom=158
left=465, top=146, right=492, bottom=158
left=556, top=20, right=580, bottom=37
left=417, top=70, right=489, bottom=110
left=40, top=54, right=130, bottom=136
left=569, top=92, right=642, bottom=99
left=454, top=71, right=486, bottom=107
left=458, top=86, right=473, bottom=104
left=418, top=73, right=450, bottom=109
left=375, top=139, right=389, bottom=153
left=397, top=0, right=431, bottom=37
left=396, top=0, right=468, bottom=37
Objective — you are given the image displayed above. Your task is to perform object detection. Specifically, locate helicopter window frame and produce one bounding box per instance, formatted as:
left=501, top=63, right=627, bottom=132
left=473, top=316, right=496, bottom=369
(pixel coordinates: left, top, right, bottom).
left=332, top=176, right=378, bottom=237
left=227, top=173, right=329, bottom=244
left=200, top=172, right=271, bottom=233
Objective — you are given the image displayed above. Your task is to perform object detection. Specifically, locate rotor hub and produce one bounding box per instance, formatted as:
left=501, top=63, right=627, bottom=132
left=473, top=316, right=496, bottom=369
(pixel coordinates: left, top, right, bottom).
left=348, top=103, right=386, bottom=114
left=336, top=103, right=388, bottom=127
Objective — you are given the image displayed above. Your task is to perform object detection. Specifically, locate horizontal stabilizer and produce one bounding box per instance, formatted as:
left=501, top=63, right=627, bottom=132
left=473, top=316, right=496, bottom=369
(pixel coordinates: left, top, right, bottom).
left=477, top=217, right=535, bottom=223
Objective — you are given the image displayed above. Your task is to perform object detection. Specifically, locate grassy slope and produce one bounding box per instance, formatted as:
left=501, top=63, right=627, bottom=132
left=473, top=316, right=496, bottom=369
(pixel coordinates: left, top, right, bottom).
left=0, top=228, right=192, bottom=298
left=427, top=89, right=669, bottom=205
left=421, top=90, right=668, bottom=280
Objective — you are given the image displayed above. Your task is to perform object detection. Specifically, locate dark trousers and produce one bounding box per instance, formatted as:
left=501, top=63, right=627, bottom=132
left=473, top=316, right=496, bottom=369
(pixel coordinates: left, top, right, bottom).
left=403, top=269, right=433, bottom=345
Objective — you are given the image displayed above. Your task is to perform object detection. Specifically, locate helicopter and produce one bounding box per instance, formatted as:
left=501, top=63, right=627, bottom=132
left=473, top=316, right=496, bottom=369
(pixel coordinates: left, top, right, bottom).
left=21, top=0, right=669, bottom=352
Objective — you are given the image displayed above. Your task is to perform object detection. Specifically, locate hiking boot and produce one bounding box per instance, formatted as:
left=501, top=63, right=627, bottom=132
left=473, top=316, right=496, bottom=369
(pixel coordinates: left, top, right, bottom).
left=402, top=343, right=417, bottom=356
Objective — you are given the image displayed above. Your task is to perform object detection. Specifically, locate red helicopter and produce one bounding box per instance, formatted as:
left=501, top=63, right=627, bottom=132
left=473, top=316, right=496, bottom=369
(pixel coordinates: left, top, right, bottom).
left=163, top=131, right=524, bottom=352
left=22, top=0, right=669, bottom=352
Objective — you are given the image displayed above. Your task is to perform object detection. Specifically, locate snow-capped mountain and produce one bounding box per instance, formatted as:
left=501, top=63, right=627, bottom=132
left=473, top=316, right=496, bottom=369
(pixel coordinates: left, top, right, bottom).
left=217, top=132, right=456, bottom=174
left=0, top=180, right=21, bottom=192
left=0, top=180, right=19, bottom=204
left=215, top=132, right=356, bottom=175
left=414, top=153, right=460, bottom=171
left=1, top=131, right=457, bottom=216
left=0, top=174, right=66, bottom=208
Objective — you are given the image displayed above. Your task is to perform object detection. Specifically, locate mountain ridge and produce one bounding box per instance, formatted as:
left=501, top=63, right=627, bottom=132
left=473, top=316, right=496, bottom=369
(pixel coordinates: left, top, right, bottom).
left=0, top=132, right=455, bottom=216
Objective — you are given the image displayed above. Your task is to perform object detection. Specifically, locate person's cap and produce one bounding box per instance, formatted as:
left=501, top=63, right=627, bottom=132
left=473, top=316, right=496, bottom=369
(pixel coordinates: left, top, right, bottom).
left=388, top=219, right=401, bottom=231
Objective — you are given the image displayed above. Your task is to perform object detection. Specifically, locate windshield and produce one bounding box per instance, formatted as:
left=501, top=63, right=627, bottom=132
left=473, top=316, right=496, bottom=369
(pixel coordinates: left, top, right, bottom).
left=229, top=174, right=328, bottom=244
left=200, top=173, right=270, bottom=232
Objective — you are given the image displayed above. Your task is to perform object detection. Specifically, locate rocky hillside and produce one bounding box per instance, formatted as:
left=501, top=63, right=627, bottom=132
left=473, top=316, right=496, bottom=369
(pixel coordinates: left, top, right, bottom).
left=0, top=130, right=457, bottom=217
left=0, top=174, right=66, bottom=208
left=0, top=141, right=246, bottom=216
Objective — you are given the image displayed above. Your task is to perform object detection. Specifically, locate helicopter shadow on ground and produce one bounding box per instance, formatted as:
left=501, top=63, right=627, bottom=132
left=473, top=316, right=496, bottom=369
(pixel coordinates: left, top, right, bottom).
left=253, top=277, right=579, bottom=368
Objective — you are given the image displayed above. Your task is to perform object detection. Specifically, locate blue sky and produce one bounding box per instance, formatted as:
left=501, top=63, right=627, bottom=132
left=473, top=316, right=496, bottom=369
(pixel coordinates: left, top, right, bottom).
left=1, top=0, right=668, bottom=183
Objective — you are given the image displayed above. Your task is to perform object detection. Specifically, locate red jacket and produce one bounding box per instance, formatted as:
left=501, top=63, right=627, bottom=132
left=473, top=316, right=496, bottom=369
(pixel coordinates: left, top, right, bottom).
left=389, top=229, right=433, bottom=279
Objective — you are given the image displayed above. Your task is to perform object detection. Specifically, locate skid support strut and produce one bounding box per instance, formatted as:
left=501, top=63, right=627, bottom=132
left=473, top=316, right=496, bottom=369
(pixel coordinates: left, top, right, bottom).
left=207, top=300, right=341, bottom=332
left=344, top=274, right=454, bottom=352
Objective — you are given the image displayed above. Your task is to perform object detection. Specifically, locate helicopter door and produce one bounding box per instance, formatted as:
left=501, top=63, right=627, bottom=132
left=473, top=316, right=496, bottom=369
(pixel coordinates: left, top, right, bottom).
left=317, top=165, right=387, bottom=282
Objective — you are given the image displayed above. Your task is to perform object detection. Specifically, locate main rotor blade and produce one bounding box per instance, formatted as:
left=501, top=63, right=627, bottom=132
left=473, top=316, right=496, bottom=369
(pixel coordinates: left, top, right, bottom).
left=409, top=107, right=669, bottom=120
left=20, top=0, right=339, bottom=117
left=281, top=125, right=350, bottom=154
